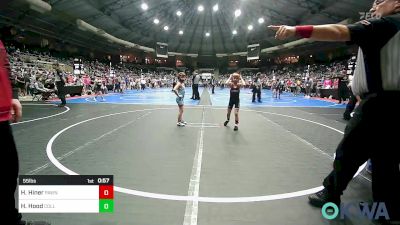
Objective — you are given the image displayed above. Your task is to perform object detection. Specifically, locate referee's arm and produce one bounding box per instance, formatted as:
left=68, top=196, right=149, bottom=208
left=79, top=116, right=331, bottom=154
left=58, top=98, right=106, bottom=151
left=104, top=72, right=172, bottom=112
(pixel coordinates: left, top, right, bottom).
left=268, top=24, right=350, bottom=42
left=268, top=16, right=395, bottom=44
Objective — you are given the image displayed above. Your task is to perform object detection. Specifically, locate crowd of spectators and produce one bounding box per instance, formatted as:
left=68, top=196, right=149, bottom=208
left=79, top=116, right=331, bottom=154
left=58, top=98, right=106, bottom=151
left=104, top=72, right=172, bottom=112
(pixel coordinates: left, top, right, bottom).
left=217, top=60, right=351, bottom=99
left=6, top=45, right=183, bottom=99
left=6, top=43, right=352, bottom=101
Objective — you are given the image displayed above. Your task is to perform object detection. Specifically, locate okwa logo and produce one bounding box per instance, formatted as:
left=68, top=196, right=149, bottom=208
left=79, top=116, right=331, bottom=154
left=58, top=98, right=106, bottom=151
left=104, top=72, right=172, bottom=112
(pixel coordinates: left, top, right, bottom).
left=322, top=202, right=390, bottom=220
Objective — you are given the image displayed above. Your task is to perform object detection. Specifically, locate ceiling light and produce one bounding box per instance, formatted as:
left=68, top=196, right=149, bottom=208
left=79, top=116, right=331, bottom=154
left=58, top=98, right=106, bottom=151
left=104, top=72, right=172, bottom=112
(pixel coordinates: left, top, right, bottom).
left=232, top=30, right=237, bottom=35
left=179, top=30, right=184, bottom=35
left=176, top=10, right=182, bottom=16
left=141, top=3, right=148, bottom=10
left=198, top=5, right=204, bottom=12
left=248, top=25, right=253, bottom=30
left=205, top=32, right=210, bottom=37
left=213, top=4, right=219, bottom=12
left=164, top=26, right=169, bottom=31
left=234, top=9, right=241, bottom=17
left=258, top=17, right=264, bottom=24
left=153, top=18, right=159, bottom=24
left=26, top=0, right=52, bottom=13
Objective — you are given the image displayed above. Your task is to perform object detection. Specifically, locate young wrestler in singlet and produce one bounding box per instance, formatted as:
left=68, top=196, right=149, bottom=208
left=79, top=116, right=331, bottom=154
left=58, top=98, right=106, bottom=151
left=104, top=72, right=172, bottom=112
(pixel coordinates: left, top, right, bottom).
left=173, top=72, right=187, bottom=127
left=224, top=73, right=245, bottom=131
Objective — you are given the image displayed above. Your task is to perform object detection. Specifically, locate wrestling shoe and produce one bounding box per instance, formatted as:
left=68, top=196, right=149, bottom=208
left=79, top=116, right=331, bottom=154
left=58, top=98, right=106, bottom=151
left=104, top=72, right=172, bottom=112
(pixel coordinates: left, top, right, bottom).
left=224, top=120, right=229, bottom=126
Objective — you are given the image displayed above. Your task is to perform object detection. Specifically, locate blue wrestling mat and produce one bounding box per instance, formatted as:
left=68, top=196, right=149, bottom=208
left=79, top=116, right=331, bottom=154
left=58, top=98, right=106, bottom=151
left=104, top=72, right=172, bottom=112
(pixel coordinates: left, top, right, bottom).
left=54, top=87, right=346, bottom=108
left=210, top=88, right=346, bottom=108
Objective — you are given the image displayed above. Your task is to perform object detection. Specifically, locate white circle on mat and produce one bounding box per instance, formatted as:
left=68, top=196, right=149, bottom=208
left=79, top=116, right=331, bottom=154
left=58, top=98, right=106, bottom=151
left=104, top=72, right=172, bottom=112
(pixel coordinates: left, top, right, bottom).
left=46, top=107, right=366, bottom=203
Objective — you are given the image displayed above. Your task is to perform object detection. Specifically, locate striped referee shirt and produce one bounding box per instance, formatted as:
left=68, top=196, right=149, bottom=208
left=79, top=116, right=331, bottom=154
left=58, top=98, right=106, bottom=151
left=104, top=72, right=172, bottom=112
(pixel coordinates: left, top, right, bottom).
left=348, top=13, right=400, bottom=96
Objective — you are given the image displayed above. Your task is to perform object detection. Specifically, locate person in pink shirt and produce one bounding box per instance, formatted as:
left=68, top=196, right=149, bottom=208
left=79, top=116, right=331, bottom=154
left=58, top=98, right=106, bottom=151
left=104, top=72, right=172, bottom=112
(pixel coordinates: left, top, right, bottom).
left=1, top=37, right=50, bottom=224
left=67, top=74, right=74, bottom=84
left=83, top=75, right=91, bottom=85
left=323, top=78, right=332, bottom=89
left=333, top=78, right=339, bottom=89
left=287, top=79, right=292, bottom=88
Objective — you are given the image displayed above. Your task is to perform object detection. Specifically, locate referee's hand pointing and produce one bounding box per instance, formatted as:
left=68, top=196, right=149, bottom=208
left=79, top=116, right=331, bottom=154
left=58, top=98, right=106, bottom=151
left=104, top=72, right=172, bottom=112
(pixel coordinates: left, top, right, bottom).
left=268, top=25, right=296, bottom=40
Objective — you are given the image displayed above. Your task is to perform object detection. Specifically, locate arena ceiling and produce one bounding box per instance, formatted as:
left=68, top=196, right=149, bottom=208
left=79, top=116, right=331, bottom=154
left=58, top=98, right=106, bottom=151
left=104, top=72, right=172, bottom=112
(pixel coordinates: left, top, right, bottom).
left=0, top=0, right=372, bottom=56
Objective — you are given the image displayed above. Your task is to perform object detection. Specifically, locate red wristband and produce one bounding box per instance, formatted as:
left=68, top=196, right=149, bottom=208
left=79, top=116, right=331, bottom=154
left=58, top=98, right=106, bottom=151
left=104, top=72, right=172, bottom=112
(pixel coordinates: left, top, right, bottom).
left=295, top=25, right=314, bottom=38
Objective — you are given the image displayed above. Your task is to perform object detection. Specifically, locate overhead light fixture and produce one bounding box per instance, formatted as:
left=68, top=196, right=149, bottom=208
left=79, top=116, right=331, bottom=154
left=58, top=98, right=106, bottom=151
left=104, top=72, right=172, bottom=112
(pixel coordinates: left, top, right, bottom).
left=164, top=26, right=169, bottom=31
left=153, top=18, right=159, bottom=24
left=232, top=30, right=237, bottom=35
left=258, top=17, right=265, bottom=24
left=77, top=20, right=139, bottom=49
left=198, top=5, right=204, bottom=12
left=234, top=9, right=241, bottom=17
left=213, top=4, right=219, bottom=12
left=205, top=32, right=210, bottom=37
left=76, top=19, right=99, bottom=33
left=179, top=30, right=184, bottom=35
left=248, top=25, right=253, bottom=30
left=141, top=3, right=148, bottom=10
left=176, top=10, right=182, bottom=16
left=25, top=0, right=52, bottom=13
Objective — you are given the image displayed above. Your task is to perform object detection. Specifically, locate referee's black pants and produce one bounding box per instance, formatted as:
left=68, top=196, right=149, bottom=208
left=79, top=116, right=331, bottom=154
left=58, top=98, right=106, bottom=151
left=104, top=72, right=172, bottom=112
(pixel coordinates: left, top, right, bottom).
left=338, top=87, right=348, bottom=103
left=56, top=81, right=66, bottom=105
left=252, top=89, right=261, bottom=102
left=1, top=121, right=20, bottom=224
left=193, top=84, right=200, bottom=100
left=343, top=90, right=357, bottom=120
left=191, top=84, right=195, bottom=99
left=323, top=92, right=400, bottom=219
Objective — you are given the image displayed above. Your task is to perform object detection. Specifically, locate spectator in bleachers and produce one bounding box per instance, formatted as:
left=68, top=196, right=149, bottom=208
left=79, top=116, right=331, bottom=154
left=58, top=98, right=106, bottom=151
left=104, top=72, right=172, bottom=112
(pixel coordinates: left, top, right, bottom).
left=33, top=78, right=54, bottom=100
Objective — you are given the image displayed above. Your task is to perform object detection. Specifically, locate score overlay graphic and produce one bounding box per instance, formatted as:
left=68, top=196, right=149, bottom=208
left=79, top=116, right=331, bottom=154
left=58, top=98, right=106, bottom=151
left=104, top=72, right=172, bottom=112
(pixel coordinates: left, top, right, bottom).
left=18, top=175, right=114, bottom=213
